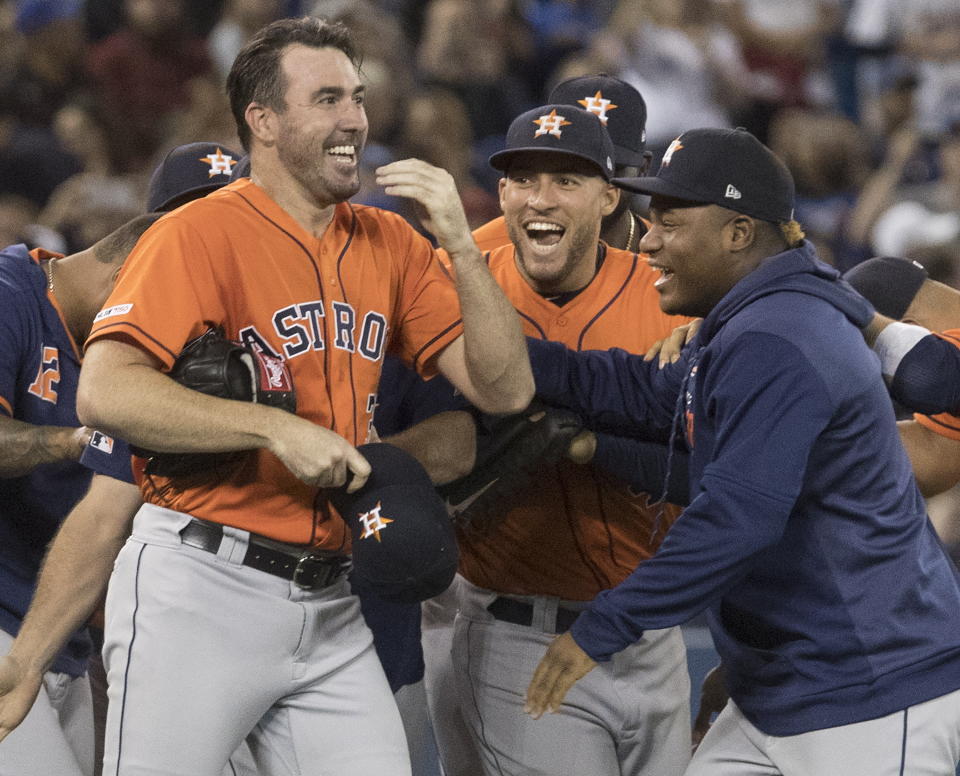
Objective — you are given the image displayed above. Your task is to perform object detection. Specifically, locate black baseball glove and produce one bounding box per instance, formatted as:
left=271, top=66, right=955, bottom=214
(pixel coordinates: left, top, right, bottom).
left=132, top=327, right=296, bottom=480
left=436, top=401, right=583, bottom=534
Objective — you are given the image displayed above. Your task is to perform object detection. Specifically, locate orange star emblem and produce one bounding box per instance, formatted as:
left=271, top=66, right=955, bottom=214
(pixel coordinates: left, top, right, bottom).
left=578, top=90, right=618, bottom=125
left=533, top=109, right=572, bottom=138
left=358, top=501, right=394, bottom=542
left=200, top=148, right=237, bottom=178
left=662, top=138, right=684, bottom=166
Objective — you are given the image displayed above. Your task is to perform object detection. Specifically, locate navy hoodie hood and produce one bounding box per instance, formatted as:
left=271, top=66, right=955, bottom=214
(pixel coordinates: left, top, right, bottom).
left=697, top=241, right=875, bottom=346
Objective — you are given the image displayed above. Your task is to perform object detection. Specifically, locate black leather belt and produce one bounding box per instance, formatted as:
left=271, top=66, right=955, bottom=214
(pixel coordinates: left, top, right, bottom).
left=486, top=597, right=581, bottom=634
left=179, top=518, right=351, bottom=590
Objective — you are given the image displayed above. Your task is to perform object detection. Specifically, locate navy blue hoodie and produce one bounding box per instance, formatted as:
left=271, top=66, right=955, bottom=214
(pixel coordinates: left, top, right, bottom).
left=528, top=242, right=960, bottom=735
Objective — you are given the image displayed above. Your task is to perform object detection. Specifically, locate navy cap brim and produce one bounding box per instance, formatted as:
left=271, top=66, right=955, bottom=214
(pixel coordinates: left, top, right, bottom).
left=612, top=175, right=709, bottom=203
left=490, top=147, right=611, bottom=179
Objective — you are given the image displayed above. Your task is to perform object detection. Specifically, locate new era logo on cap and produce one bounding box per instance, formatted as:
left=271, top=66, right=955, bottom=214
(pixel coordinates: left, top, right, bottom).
left=725, top=184, right=742, bottom=200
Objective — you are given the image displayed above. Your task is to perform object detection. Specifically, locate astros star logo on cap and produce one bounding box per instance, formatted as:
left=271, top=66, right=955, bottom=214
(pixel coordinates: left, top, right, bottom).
left=357, top=500, right=394, bottom=542
left=578, top=90, right=618, bottom=125
left=200, top=148, right=237, bottom=178
left=662, top=138, right=684, bottom=166
left=533, top=109, right=572, bottom=138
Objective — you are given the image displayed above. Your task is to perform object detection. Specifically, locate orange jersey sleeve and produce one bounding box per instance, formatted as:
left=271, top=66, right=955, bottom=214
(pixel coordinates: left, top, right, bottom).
left=86, top=179, right=463, bottom=545
left=471, top=216, right=511, bottom=253
left=914, top=329, right=960, bottom=441
left=457, top=243, right=695, bottom=600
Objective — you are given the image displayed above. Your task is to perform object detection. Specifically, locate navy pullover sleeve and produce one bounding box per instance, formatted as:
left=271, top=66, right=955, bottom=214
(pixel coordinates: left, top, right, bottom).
left=570, top=332, right=834, bottom=661
left=593, top=435, right=690, bottom=505
left=527, top=338, right=685, bottom=434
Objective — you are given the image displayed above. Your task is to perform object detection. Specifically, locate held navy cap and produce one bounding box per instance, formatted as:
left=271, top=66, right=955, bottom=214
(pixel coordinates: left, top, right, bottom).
left=488, top=104, right=616, bottom=180
left=328, top=443, right=458, bottom=604
left=146, top=142, right=241, bottom=212
left=842, top=256, right=929, bottom=320
left=548, top=73, right=647, bottom=168
left=613, top=127, right=796, bottom=223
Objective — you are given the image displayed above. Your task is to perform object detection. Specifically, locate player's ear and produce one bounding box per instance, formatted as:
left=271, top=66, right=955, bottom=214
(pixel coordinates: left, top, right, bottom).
left=498, top=177, right=508, bottom=210
left=600, top=183, right=619, bottom=217
left=724, top=213, right=756, bottom=253
left=245, top=102, right=276, bottom=147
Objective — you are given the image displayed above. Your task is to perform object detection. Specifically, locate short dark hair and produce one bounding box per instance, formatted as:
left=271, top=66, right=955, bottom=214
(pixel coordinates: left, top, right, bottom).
left=93, top=213, right=164, bottom=264
left=226, top=17, right=360, bottom=151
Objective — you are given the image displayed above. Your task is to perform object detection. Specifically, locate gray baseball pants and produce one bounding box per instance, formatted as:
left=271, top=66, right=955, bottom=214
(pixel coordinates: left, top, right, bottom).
left=100, top=504, right=410, bottom=776
left=449, top=576, right=692, bottom=776
left=0, top=629, right=94, bottom=776
left=687, top=692, right=960, bottom=775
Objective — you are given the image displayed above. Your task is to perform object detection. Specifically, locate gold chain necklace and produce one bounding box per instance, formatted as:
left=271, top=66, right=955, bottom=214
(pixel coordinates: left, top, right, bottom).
left=47, top=259, right=55, bottom=293
left=624, top=213, right=637, bottom=252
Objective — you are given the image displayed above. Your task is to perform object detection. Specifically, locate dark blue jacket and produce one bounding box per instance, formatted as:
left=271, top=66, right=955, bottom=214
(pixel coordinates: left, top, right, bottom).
left=528, top=242, right=960, bottom=735
left=0, top=244, right=92, bottom=676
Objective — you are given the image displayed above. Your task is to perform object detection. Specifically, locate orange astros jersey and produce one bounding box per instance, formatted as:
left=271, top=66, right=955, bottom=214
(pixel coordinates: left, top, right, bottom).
left=87, top=178, right=463, bottom=547
left=471, top=215, right=512, bottom=253
left=915, top=329, right=960, bottom=440
left=458, top=242, right=693, bottom=600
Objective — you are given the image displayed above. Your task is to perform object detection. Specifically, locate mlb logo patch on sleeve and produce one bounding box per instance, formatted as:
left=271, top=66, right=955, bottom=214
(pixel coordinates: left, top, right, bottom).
left=90, top=431, right=115, bottom=454
left=94, top=303, right=133, bottom=323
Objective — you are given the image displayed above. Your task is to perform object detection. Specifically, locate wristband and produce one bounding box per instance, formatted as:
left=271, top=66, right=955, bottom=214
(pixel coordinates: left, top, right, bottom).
left=873, top=321, right=931, bottom=380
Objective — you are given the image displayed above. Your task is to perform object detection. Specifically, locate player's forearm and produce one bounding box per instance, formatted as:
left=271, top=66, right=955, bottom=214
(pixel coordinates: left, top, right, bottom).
left=899, top=420, right=960, bottom=498
left=446, top=253, right=534, bottom=414
left=0, top=416, right=85, bottom=477
left=77, top=339, right=280, bottom=453
left=9, top=475, right=139, bottom=675
left=383, top=410, right=476, bottom=485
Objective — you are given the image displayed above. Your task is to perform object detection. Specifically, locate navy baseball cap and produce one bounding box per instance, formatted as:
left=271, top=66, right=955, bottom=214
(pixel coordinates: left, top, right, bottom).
left=230, top=154, right=251, bottom=181
left=614, top=127, right=796, bottom=223
left=548, top=73, right=647, bottom=168
left=146, top=142, right=241, bottom=212
left=329, top=443, right=458, bottom=603
left=489, top=104, right=616, bottom=180
left=843, top=256, right=928, bottom=319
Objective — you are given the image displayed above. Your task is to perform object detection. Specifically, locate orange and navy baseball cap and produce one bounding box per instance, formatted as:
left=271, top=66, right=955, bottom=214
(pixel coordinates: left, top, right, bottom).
left=146, top=142, right=241, bottom=212
left=548, top=74, right=647, bottom=168
left=329, top=443, right=458, bottom=603
left=488, top=104, right=616, bottom=180
left=614, top=127, right=795, bottom=223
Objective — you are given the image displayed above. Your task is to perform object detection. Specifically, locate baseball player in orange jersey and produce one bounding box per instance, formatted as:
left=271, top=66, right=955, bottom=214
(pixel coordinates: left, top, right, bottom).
left=412, top=104, right=695, bottom=776
left=74, top=17, right=532, bottom=776
left=471, top=73, right=652, bottom=256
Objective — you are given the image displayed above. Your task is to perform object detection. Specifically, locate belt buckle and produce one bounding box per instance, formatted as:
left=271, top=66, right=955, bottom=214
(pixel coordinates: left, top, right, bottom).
left=292, top=552, right=349, bottom=589
left=292, top=553, right=327, bottom=589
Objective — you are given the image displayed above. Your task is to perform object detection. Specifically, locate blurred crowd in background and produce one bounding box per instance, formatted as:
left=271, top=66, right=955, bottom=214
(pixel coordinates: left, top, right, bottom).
left=1, top=0, right=959, bottom=277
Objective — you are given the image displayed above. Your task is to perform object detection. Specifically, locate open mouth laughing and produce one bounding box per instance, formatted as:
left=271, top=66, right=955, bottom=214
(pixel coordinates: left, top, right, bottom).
left=524, top=220, right=565, bottom=250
